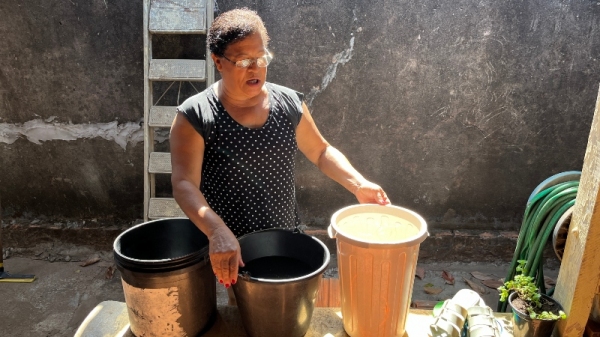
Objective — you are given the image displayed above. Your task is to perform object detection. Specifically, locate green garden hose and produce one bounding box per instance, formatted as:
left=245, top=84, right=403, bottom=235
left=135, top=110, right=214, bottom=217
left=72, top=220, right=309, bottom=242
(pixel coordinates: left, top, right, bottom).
left=497, top=180, right=579, bottom=312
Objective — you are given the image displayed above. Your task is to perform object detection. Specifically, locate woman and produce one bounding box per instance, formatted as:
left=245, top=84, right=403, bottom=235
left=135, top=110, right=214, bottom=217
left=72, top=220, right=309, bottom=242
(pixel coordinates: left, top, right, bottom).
left=170, top=8, right=389, bottom=289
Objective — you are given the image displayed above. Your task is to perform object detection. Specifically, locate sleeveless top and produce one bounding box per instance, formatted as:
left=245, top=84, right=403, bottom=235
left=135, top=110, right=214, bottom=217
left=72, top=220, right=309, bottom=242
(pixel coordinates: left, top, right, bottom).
left=176, top=82, right=304, bottom=237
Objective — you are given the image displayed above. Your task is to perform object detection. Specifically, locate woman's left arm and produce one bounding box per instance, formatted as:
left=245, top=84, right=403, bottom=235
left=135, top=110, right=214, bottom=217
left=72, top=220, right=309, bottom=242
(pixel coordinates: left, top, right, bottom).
left=296, top=102, right=390, bottom=205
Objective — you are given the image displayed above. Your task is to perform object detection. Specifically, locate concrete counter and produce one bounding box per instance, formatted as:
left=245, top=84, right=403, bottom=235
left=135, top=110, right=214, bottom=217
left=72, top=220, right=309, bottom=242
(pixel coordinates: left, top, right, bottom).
left=75, top=300, right=514, bottom=337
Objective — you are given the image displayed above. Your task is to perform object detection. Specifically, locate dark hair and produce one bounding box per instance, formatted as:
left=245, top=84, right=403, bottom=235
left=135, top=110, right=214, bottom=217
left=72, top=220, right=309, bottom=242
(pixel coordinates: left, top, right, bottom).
left=208, top=8, right=270, bottom=57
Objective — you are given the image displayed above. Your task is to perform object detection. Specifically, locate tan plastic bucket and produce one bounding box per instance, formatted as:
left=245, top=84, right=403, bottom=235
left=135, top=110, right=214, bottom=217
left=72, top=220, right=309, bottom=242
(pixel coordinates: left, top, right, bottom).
left=329, top=204, right=428, bottom=337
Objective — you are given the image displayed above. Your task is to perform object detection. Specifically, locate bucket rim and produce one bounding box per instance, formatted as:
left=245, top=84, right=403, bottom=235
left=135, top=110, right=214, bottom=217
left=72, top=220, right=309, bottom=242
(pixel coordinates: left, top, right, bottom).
left=330, top=204, right=429, bottom=248
left=113, top=217, right=206, bottom=265
left=237, top=229, right=331, bottom=284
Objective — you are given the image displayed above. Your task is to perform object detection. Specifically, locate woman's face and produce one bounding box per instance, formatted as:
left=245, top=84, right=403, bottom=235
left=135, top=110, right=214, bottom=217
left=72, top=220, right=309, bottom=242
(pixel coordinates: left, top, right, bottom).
left=213, top=32, right=269, bottom=100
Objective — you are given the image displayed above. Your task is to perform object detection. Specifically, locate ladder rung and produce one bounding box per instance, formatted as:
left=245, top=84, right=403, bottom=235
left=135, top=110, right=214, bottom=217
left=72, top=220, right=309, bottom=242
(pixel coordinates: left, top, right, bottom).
left=148, top=152, right=172, bottom=173
left=150, top=106, right=177, bottom=127
left=149, top=59, right=206, bottom=81
left=148, top=198, right=186, bottom=219
left=149, top=0, right=207, bottom=34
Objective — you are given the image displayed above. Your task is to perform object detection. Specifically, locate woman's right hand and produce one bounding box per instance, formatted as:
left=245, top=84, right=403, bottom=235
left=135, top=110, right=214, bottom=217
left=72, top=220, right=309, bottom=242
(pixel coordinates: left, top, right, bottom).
left=208, top=226, right=245, bottom=288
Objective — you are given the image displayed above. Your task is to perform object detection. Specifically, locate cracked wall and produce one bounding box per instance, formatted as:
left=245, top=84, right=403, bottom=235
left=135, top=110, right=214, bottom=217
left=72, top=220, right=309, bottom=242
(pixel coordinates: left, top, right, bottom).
left=1, top=0, right=599, bottom=226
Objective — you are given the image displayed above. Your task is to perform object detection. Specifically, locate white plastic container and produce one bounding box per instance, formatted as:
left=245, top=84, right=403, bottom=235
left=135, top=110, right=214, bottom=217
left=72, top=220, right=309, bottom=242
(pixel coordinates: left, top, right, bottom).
left=329, top=204, right=428, bottom=337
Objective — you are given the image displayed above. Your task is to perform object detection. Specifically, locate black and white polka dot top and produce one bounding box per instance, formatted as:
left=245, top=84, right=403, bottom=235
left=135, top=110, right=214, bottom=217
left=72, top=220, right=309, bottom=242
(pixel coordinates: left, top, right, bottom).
left=177, top=82, right=304, bottom=237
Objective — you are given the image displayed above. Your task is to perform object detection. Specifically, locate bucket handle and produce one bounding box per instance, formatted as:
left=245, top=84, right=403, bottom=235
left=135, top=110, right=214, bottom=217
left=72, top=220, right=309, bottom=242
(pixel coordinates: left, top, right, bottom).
left=239, top=270, right=252, bottom=281
left=327, top=225, right=336, bottom=239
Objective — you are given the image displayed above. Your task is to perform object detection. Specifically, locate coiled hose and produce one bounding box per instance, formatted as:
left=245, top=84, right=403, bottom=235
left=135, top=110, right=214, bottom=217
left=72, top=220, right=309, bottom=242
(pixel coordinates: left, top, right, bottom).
left=497, top=180, right=579, bottom=312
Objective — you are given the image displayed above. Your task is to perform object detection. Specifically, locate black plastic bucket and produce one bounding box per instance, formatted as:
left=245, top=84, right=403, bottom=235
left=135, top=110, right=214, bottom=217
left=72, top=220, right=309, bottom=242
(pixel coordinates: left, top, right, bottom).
left=232, top=229, right=330, bottom=337
left=113, top=218, right=216, bottom=337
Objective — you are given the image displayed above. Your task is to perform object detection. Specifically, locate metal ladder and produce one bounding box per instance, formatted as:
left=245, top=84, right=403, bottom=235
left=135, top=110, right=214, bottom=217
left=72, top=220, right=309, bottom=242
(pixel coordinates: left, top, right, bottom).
left=143, top=0, right=214, bottom=220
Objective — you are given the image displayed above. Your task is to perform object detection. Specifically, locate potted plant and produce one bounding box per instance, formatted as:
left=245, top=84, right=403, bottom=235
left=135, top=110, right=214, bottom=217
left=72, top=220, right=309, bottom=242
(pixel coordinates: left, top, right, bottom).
left=498, top=260, right=566, bottom=337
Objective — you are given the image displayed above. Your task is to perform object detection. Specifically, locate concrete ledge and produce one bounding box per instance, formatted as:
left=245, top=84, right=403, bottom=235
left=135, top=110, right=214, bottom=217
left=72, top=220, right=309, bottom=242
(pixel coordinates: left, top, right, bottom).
left=2, top=222, right=557, bottom=263
left=75, top=300, right=514, bottom=337
left=305, top=227, right=559, bottom=264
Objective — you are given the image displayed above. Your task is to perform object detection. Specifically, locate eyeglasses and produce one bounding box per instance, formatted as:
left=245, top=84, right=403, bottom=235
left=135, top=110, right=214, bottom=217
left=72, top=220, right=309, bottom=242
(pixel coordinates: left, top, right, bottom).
left=221, top=51, right=273, bottom=68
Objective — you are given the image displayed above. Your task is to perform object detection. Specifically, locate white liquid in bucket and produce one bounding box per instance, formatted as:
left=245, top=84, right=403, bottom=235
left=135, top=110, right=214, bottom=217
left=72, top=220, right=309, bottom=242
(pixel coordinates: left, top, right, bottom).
left=336, top=212, right=419, bottom=243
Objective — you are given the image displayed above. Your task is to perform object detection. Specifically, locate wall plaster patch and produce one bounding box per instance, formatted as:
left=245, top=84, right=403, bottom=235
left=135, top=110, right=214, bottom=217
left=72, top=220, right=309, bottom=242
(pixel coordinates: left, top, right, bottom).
left=0, top=119, right=147, bottom=150
left=306, top=36, right=355, bottom=107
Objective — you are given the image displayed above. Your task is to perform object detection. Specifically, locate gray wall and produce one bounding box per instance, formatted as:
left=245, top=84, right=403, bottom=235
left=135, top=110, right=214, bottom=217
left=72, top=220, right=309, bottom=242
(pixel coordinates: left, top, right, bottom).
left=1, top=0, right=598, bottom=230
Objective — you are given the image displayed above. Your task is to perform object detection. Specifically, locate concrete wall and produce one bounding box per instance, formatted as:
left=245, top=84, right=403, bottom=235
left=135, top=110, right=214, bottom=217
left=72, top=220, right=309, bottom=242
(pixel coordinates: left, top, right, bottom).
left=1, top=0, right=599, bottom=231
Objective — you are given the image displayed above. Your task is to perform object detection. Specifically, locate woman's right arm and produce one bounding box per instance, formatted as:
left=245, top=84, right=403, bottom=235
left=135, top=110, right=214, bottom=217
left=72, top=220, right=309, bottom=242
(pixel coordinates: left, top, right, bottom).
left=170, top=113, right=244, bottom=288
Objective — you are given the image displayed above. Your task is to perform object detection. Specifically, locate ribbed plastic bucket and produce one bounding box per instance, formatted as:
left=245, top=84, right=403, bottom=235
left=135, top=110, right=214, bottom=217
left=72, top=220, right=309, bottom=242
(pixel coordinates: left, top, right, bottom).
left=113, top=218, right=216, bottom=337
left=232, top=229, right=330, bottom=337
left=329, top=204, right=428, bottom=337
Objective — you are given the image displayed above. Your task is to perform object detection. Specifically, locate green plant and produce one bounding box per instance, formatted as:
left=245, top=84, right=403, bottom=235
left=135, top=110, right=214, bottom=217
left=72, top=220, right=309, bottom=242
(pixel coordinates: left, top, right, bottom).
left=498, top=260, right=567, bottom=321
left=498, top=180, right=578, bottom=312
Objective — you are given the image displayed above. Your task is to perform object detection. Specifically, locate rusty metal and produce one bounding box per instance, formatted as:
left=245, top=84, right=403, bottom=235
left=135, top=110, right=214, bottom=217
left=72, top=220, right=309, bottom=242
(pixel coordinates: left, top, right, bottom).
left=114, top=218, right=216, bottom=336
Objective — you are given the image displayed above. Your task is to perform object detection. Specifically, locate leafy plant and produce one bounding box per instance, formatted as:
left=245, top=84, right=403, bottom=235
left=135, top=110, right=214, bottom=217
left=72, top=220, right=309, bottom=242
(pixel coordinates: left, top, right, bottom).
left=498, top=260, right=566, bottom=320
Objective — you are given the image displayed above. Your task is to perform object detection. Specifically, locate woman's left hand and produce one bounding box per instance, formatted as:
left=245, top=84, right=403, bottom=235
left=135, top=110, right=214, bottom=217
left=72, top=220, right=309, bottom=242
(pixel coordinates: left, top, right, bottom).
left=354, top=181, right=390, bottom=205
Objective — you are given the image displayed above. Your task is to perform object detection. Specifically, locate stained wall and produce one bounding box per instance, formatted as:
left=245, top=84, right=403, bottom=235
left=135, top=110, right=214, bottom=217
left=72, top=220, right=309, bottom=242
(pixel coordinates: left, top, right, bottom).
left=1, top=0, right=598, bottom=231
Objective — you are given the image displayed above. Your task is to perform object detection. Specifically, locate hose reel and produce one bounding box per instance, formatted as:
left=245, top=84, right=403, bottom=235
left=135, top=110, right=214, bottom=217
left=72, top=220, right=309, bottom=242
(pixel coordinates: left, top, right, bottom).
left=498, top=171, right=580, bottom=312
left=526, top=171, right=580, bottom=262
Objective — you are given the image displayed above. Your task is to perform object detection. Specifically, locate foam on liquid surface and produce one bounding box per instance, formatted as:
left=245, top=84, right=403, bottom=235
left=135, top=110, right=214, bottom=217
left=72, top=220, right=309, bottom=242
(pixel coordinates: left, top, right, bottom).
left=336, top=212, right=419, bottom=243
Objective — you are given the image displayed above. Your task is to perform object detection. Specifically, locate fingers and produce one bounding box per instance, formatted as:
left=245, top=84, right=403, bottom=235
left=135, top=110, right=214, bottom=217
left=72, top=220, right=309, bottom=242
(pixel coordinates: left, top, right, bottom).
left=230, top=253, right=239, bottom=285
left=355, top=182, right=391, bottom=205
left=220, top=254, right=231, bottom=288
left=211, top=253, right=225, bottom=286
left=218, top=250, right=243, bottom=287
left=377, top=189, right=391, bottom=205
left=230, top=250, right=245, bottom=285
left=238, top=251, right=245, bottom=267
left=208, top=226, right=241, bottom=288
left=211, top=252, right=235, bottom=288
